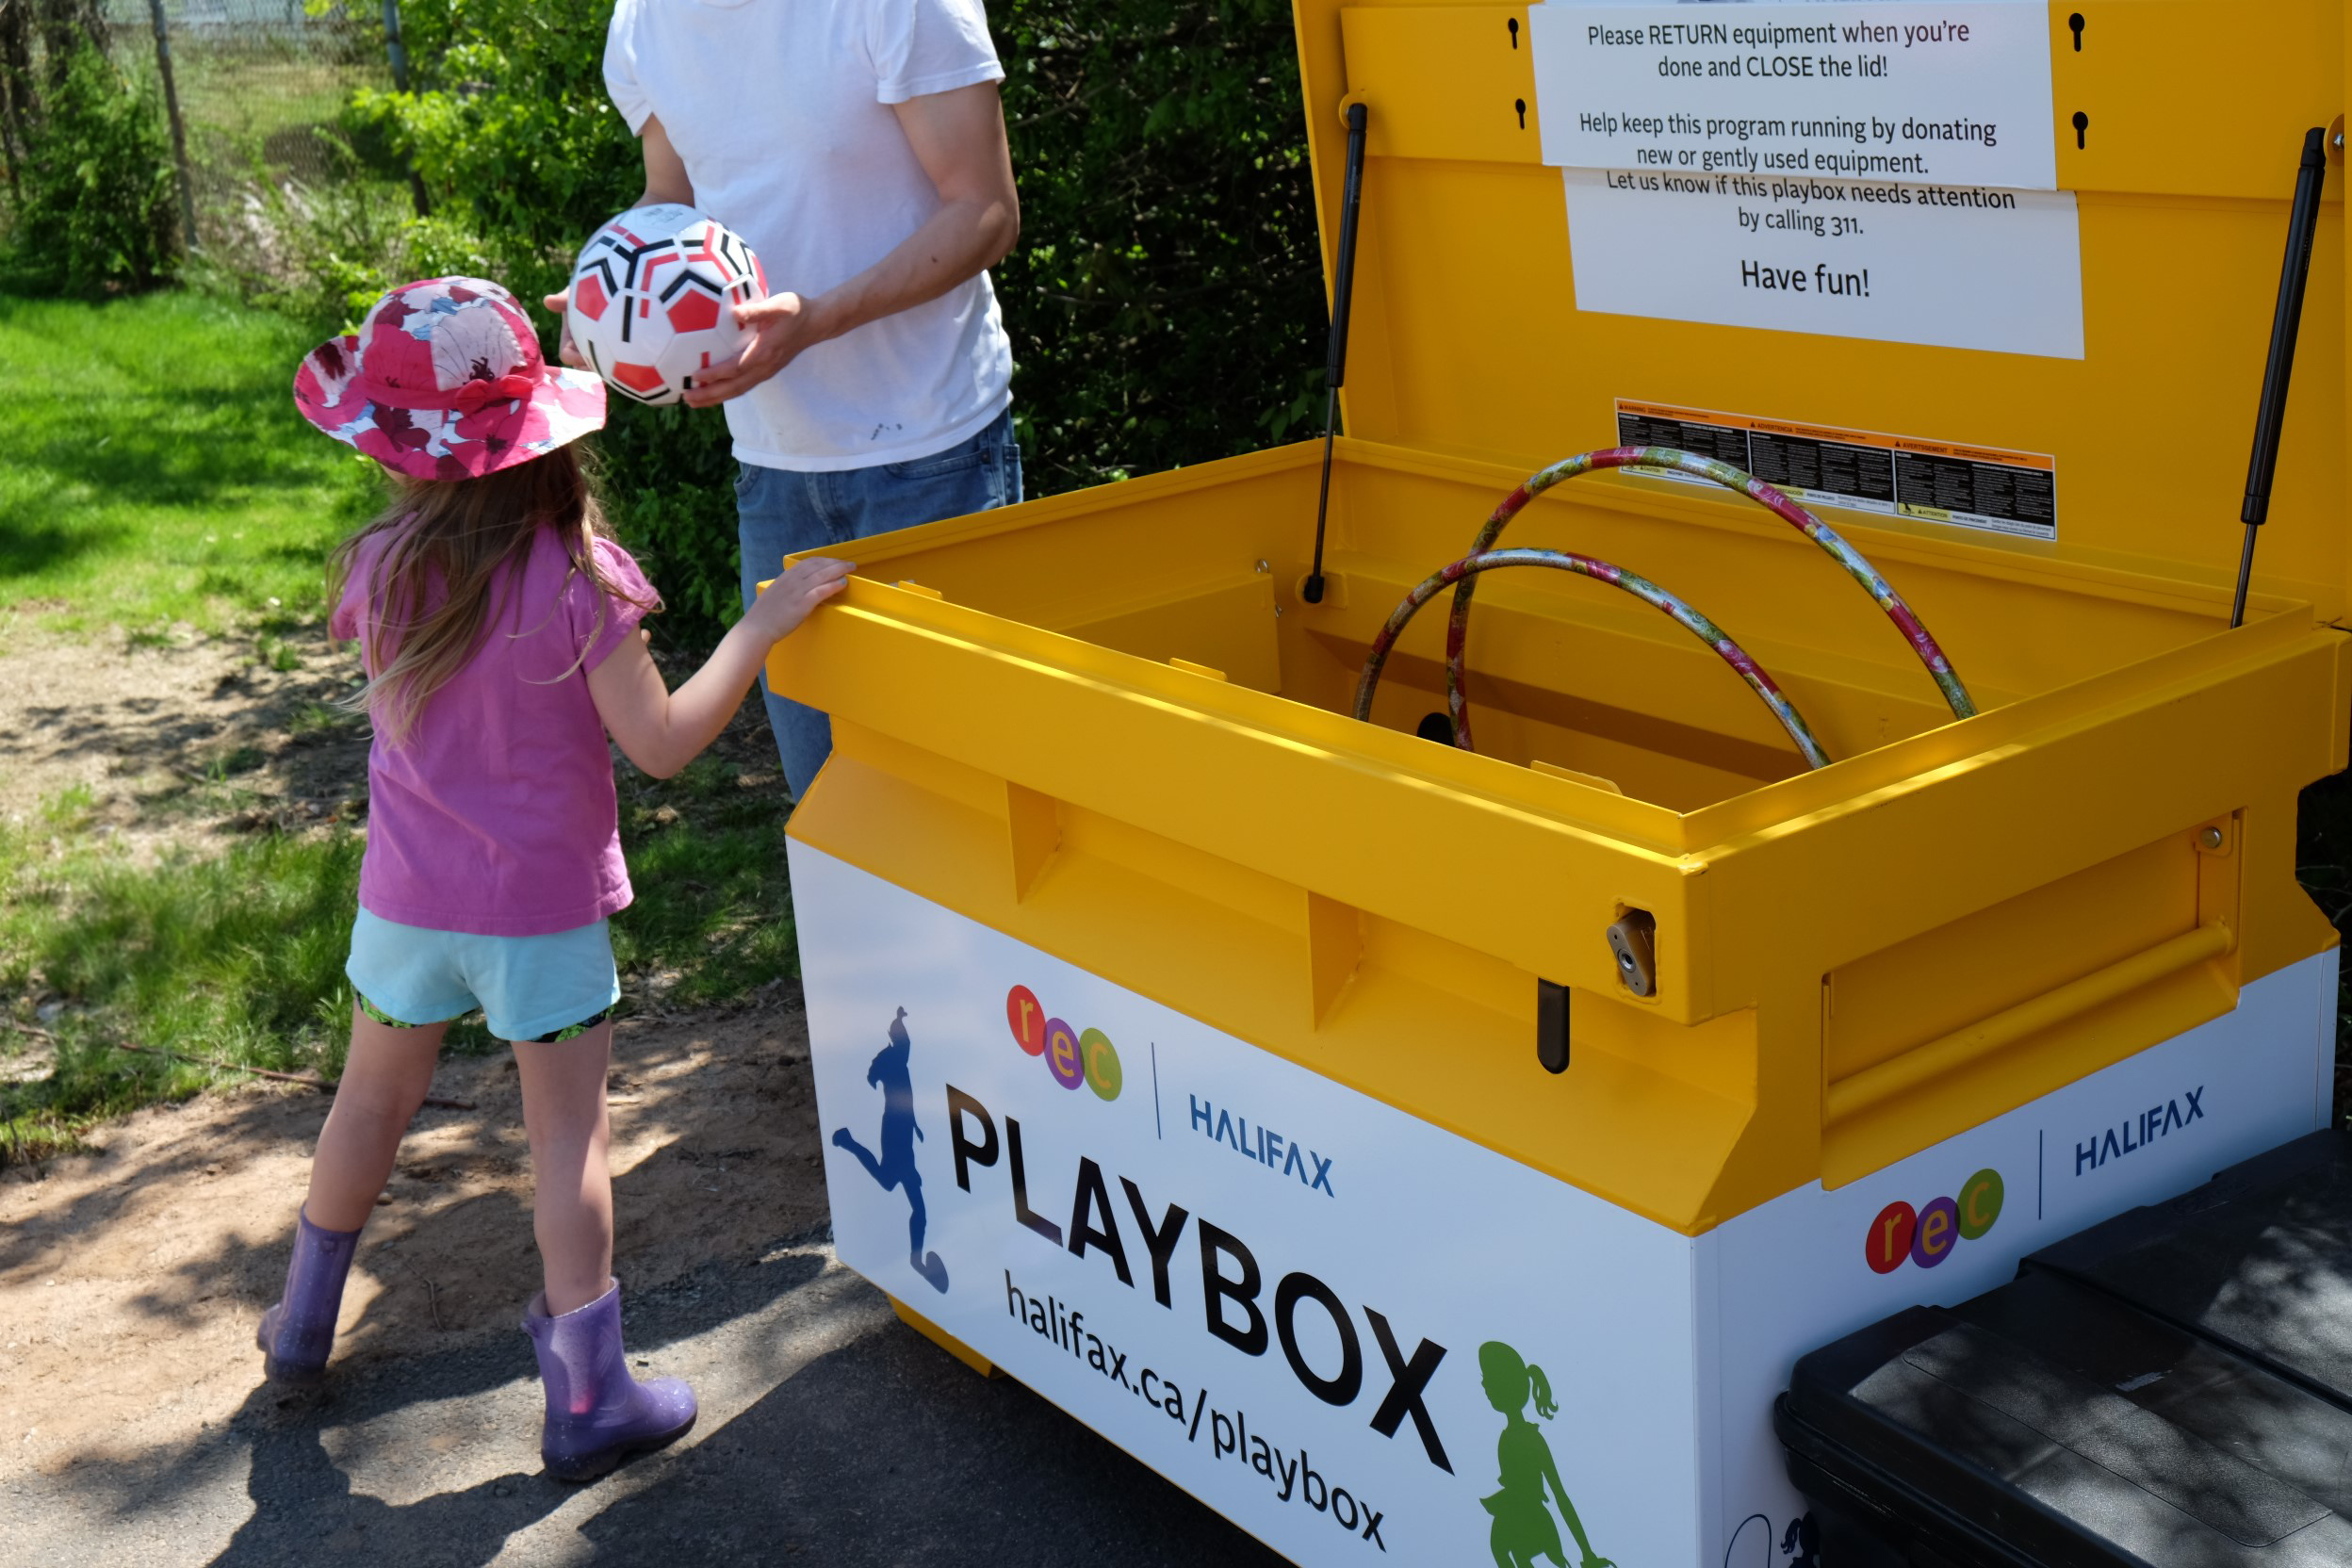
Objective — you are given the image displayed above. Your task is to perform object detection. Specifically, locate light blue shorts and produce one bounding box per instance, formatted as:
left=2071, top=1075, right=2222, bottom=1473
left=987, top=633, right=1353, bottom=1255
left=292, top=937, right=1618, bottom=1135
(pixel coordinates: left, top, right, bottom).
left=346, top=908, right=621, bottom=1043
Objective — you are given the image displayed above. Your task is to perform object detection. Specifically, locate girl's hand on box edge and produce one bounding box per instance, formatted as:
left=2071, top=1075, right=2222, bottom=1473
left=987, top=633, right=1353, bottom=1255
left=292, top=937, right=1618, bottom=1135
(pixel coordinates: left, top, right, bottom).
left=747, top=557, right=856, bottom=642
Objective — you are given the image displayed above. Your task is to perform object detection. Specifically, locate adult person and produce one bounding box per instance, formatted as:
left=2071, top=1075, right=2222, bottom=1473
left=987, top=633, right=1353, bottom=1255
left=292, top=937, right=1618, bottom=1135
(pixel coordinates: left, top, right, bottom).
left=550, top=0, right=1022, bottom=800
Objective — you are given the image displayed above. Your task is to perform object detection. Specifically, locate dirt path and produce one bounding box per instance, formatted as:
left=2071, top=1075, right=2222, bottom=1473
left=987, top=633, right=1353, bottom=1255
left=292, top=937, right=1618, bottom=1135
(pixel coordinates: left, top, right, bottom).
left=0, top=1004, right=829, bottom=1475
left=0, top=622, right=370, bottom=852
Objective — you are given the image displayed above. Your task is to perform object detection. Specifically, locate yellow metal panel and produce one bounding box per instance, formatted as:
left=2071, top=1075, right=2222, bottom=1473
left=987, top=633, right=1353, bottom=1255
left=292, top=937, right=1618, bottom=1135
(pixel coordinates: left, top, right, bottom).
left=1069, top=576, right=1281, bottom=694
left=1306, top=891, right=1364, bottom=1026
left=773, top=585, right=1705, bottom=1008
left=2052, top=0, right=2343, bottom=199
left=1530, top=760, right=1625, bottom=793
left=1821, top=958, right=2239, bottom=1187
left=1823, top=832, right=2206, bottom=1087
left=1004, top=780, right=1059, bottom=902
left=1338, top=4, right=1541, bottom=164
left=1828, top=923, right=2234, bottom=1126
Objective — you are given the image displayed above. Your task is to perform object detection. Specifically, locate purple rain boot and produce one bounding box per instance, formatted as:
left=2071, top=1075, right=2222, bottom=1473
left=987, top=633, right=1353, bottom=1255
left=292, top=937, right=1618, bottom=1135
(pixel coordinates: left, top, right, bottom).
left=255, top=1207, right=363, bottom=1385
left=523, top=1280, right=698, bottom=1482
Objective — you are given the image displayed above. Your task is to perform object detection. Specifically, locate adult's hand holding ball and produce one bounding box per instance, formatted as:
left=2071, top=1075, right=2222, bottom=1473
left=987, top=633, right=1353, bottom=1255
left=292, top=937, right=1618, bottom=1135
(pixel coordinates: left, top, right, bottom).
left=678, top=289, right=825, bottom=409
left=540, top=290, right=591, bottom=371
left=562, top=204, right=768, bottom=407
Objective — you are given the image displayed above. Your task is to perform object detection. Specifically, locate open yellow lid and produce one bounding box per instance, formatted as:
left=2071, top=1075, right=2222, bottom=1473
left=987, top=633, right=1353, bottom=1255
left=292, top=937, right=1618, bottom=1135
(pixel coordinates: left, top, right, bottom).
left=1296, top=0, right=2348, bottom=619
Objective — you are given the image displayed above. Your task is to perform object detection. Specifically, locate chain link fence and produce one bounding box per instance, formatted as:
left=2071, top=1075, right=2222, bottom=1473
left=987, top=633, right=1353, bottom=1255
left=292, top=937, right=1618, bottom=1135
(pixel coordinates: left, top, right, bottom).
left=96, top=0, right=397, bottom=252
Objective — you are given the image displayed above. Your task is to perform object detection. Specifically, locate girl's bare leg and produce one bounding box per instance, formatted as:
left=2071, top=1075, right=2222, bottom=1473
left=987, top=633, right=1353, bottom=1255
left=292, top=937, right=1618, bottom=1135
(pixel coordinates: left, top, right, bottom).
left=514, top=1021, right=615, bottom=1315
left=302, top=1004, right=450, bottom=1231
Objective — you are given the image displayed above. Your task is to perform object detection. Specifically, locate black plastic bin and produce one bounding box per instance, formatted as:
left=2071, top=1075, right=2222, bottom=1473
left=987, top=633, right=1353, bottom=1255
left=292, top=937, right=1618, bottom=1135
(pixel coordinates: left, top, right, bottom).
left=1776, top=1131, right=2352, bottom=1566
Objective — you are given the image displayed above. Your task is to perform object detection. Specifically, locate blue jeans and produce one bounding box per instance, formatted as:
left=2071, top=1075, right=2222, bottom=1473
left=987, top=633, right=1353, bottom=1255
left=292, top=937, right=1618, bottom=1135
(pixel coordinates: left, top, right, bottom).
left=737, top=406, right=1021, bottom=798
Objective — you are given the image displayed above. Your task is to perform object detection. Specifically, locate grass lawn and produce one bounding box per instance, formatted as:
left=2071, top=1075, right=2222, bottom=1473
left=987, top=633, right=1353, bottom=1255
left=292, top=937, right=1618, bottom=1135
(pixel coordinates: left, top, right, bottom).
left=0, top=290, right=376, bottom=644
left=1, top=291, right=799, bottom=1164
left=172, top=51, right=373, bottom=161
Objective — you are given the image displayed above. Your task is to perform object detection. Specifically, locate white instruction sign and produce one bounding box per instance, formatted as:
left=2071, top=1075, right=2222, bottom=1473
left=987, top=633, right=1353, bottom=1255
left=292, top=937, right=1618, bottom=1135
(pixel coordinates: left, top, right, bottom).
left=1563, top=168, right=2082, bottom=357
left=1529, top=1, right=2057, bottom=191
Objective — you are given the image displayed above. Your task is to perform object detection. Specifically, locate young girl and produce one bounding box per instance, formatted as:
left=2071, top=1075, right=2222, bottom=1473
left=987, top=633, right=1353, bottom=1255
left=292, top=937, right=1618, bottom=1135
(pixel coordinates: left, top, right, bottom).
left=1478, top=1340, right=1614, bottom=1568
left=257, top=277, right=853, bottom=1482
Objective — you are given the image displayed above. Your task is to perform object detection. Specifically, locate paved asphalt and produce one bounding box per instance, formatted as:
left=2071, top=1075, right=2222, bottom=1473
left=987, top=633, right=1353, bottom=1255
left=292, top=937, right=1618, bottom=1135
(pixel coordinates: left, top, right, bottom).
left=3, top=1233, right=1290, bottom=1566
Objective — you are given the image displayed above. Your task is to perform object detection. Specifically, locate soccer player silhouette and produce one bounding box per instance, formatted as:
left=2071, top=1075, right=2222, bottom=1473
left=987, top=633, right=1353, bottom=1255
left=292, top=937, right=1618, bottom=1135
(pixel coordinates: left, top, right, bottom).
left=831, top=1007, right=948, bottom=1293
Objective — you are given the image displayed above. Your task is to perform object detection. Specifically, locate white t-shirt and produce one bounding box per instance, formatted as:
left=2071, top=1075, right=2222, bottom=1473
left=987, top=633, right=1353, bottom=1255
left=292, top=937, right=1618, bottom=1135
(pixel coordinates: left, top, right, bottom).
left=604, top=0, right=1014, bottom=472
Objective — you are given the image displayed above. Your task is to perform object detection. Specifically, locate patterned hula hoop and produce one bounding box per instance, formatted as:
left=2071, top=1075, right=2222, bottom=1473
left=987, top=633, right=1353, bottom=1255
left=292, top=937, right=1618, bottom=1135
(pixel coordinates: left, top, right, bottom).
left=1351, top=547, right=1833, bottom=772
left=1443, top=447, right=1974, bottom=753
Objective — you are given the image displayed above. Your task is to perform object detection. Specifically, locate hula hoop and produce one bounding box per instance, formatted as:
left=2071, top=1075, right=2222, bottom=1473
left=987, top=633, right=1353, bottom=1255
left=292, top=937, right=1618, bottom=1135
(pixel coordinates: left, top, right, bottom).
left=1443, top=447, right=1974, bottom=752
left=1351, top=547, right=1832, bottom=772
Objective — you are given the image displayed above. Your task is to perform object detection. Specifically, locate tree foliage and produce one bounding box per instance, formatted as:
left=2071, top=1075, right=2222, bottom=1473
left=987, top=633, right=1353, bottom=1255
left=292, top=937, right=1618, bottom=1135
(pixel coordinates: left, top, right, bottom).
left=989, top=0, right=1325, bottom=488
left=0, top=0, right=106, bottom=179
left=1, top=0, right=181, bottom=297
left=346, top=0, right=1324, bottom=638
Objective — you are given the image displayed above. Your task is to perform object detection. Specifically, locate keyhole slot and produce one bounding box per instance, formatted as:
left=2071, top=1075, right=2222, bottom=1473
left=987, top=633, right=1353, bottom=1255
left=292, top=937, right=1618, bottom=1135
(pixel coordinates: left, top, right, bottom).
left=1515, top=97, right=1527, bottom=130
left=1508, top=16, right=1519, bottom=49
left=2068, top=12, right=2084, bottom=50
left=2072, top=110, right=2089, bottom=149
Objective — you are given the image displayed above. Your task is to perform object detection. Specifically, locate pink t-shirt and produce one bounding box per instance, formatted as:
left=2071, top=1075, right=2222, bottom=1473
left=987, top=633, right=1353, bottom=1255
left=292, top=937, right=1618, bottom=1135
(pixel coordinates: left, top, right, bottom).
left=331, top=528, right=657, bottom=937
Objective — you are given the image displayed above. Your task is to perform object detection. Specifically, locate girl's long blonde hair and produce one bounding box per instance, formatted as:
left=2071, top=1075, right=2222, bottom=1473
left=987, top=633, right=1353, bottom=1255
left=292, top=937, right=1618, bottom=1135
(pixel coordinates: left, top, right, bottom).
left=329, top=447, right=656, bottom=746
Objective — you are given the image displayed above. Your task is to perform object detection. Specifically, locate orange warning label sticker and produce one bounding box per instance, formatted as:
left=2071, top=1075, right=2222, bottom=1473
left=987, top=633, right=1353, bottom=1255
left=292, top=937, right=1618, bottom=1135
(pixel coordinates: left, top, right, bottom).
left=1614, top=400, right=2057, bottom=542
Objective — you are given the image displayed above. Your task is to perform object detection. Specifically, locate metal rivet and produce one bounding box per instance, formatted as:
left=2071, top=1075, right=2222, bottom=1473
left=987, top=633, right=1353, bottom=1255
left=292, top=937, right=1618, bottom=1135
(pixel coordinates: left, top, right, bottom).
left=1255, top=560, right=1270, bottom=573
left=1274, top=604, right=1284, bottom=617
left=2197, top=825, right=2225, bottom=850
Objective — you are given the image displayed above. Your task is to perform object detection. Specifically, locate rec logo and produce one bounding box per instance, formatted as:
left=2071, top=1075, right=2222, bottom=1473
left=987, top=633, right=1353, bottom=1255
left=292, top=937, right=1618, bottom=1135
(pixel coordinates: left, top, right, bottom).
left=1006, top=985, right=1123, bottom=1101
left=1864, top=1168, right=2004, bottom=1275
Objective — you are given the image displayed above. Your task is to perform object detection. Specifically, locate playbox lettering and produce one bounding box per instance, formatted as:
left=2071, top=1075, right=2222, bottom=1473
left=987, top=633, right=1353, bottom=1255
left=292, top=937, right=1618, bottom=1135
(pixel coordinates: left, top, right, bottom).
left=947, top=1084, right=1454, bottom=1473
left=1004, top=1266, right=1392, bottom=1550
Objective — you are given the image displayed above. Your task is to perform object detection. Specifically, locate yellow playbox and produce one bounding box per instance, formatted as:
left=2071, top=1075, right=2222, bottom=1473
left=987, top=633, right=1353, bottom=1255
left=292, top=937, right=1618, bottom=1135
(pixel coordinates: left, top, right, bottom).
left=770, top=2, right=2351, bottom=1560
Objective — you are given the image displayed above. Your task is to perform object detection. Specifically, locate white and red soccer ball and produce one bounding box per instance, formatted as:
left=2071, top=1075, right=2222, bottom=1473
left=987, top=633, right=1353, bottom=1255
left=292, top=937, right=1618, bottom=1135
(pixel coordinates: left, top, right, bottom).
left=565, top=204, right=768, bottom=406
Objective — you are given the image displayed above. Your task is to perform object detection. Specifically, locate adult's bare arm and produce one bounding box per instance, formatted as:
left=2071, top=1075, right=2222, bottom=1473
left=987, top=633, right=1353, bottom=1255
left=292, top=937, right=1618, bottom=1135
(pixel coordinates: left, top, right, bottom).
left=683, top=81, right=1019, bottom=407
left=545, top=116, right=697, bottom=366
left=634, top=114, right=696, bottom=208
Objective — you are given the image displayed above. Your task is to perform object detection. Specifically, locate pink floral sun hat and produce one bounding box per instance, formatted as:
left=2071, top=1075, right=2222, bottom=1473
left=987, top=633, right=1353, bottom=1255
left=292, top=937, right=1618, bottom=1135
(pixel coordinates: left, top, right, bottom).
left=293, top=277, right=606, bottom=482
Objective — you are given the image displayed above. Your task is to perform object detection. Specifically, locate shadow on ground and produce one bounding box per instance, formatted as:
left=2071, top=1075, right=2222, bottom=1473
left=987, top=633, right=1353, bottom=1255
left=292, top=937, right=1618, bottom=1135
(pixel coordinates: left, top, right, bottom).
left=200, top=1254, right=840, bottom=1568
left=575, top=1277, right=1289, bottom=1567
left=21, top=1246, right=1283, bottom=1568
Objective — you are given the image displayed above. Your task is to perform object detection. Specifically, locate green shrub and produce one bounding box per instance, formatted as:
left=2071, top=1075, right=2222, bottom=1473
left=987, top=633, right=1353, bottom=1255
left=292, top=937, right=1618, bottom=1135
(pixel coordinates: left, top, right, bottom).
left=2, top=45, right=181, bottom=296
left=991, top=0, right=1324, bottom=489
